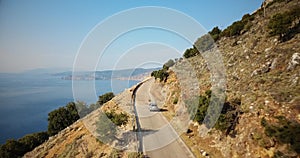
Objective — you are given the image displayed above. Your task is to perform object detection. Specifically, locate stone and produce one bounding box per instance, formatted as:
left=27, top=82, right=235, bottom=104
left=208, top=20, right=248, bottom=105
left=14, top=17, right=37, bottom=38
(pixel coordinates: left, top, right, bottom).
left=287, top=53, right=300, bottom=70
left=265, top=47, right=272, bottom=53
left=270, top=58, right=278, bottom=70
left=251, top=69, right=261, bottom=77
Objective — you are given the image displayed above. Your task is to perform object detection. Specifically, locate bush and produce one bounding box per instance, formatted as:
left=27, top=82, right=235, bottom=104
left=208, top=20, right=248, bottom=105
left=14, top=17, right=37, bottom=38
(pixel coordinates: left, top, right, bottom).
left=262, top=116, right=300, bottom=153
left=96, top=111, right=129, bottom=143
left=268, top=6, right=300, bottom=41
left=108, top=149, right=121, bottom=158
left=209, top=26, right=222, bottom=41
left=173, top=97, right=178, bottom=104
left=77, top=92, right=115, bottom=117
left=106, top=111, right=129, bottom=126
left=188, top=90, right=241, bottom=132
left=48, top=102, right=80, bottom=136
left=183, top=47, right=199, bottom=58
left=0, top=132, right=49, bottom=158
left=98, top=92, right=115, bottom=105
left=220, top=13, right=254, bottom=37
left=151, top=68, right=169, bottom=82
left=18, top=132, right=49, bottom=151
left=128, top=152, right=144, bottom=158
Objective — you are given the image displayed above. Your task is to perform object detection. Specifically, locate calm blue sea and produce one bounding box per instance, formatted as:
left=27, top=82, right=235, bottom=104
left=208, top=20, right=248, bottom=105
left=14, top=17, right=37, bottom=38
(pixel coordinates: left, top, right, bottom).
left=0, top=73, right=138, bottom=144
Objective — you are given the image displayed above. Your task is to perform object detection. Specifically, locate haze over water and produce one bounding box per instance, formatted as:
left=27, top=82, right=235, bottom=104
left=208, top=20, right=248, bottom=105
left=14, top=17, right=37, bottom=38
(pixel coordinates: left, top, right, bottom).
left=0, top=72, right=138, bottom=144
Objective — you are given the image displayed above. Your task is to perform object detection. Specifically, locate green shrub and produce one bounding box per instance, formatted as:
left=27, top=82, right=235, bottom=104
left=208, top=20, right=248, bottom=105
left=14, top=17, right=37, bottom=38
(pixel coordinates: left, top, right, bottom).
left=173, top=97, right=178, bottom=104
left=48, top=102, right=80, bottom=136
left=108, top=149, right=121, bottom=158
left=0, top=132, right=49, bottom=158
left=151, top=68, right=169, bottom=82
left=183, top=46, right=199, bottom=58
left=18, top=132, right=49, bottom=150
left=187, top=90, right=241, bottom=132
left=209, top=26, right=222, bottom=41
left=106, top=111, right=129, bottom=126
left=128, top=152, right=144, bottom=158
left=98, top=92, right=115, bottom=105
left=268, top=6, right=300, bottom=41
left=220, top=13, right=255, bottom=38
left=262, top=116, right=300, bottom=153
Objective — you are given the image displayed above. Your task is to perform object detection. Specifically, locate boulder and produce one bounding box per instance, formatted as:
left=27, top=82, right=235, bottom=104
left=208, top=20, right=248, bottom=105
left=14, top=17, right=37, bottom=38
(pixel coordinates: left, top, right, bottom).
left=287, top=53, right=300, bottom=70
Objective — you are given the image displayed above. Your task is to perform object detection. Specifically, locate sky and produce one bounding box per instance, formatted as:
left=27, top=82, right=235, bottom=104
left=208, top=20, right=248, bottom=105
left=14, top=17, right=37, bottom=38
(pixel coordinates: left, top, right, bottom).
left=0, top=0, right=263, bottom=73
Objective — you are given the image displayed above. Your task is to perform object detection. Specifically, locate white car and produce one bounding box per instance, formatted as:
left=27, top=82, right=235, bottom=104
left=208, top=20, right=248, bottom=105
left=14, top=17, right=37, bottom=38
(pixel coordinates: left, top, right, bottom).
left=149, top=103, right=160, bottom=112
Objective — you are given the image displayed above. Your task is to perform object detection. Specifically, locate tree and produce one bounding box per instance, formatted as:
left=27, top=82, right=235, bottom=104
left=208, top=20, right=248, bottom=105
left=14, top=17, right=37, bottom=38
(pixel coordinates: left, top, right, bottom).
left=183, top=46, right=199, bottom=58
left=268, top=6, right=300, bottom=41
left=18, top=132, right=49, bottom=151
left=98, top=92, right=114, bottom=105
left=0, top=139, right=27, bottom=158
left=47, top=102, right=80, bottom=136
left=209, top=26, right=222, bottom=41
left=268, top=13, right=292, bottom=39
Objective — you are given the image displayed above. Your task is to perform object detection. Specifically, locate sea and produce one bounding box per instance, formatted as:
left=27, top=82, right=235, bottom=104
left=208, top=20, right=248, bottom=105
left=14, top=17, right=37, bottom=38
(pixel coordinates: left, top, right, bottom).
left=0, top=73, right=138, bottom=144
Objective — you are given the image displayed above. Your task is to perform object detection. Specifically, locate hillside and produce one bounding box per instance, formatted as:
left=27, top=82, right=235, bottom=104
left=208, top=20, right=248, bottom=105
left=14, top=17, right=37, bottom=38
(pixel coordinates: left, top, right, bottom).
left=24, top=88, right=138, bottom=158
left=24, top=0, right=300, bottom=157
left=162, top=0, right=300, bottom=157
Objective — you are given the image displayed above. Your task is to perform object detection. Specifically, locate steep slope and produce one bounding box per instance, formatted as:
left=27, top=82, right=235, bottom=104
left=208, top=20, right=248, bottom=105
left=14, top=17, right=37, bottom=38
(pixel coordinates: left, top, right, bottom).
left=161, top=0, right=300, bottom=157
left=24, top=89, right=137, bottom=158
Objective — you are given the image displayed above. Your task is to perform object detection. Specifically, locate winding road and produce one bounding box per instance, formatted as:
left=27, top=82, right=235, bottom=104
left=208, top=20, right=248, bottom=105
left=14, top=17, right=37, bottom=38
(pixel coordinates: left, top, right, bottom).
left=133, top=78, right=194, bottom=158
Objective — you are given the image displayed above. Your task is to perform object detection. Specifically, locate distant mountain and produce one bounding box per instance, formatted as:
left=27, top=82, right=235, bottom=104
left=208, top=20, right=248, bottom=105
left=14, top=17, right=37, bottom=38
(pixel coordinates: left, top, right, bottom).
left=22, top=68, right=72, bottom=75
left=54, top=68, right=160, bottom=81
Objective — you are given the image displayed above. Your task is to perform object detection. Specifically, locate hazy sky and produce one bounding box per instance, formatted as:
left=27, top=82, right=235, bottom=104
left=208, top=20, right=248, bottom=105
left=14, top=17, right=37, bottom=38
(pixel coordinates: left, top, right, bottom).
left=0, top=0, right=263, bottom=73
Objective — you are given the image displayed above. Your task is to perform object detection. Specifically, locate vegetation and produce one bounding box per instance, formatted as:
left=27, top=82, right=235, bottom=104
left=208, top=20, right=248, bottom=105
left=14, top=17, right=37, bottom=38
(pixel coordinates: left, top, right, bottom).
left=261, top=116, right=300, bottom=153
left=187, top=90, right=241, bottom=133
left=183, top=46, right=200, bottom=58
left=0, top=132, right=49, bottom=158
left=96, top=111, right=129, bottom=143
left=220, top=13, right=254, bottom=37
left=151, top=68, right=169, bottom=82
left=108, top=149, right=122, bottom=158
left=128, top=152, right=144, bottom=158
left=183, top=26, right=221, bottom=59
left=77, top=92, right=115, bottom=117
left=0, top=91, right=116, bottom=157
left=106, top=111, right=129, bottom=126
left=209, top=26, right=222, bottom=41
left=268, top=6, right=300, bottom=41
left=98, top=92, right=115, bottom=105
left=173, top=97, right=178, bottom=104
left=48, top=102, right=80, bottom=136
left=151, top=59, right=175, bottom=82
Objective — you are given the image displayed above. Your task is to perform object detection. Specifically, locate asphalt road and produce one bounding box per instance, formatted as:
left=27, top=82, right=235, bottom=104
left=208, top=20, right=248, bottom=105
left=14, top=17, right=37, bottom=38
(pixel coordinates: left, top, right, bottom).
left=134, top=78, right=194, bottom=158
